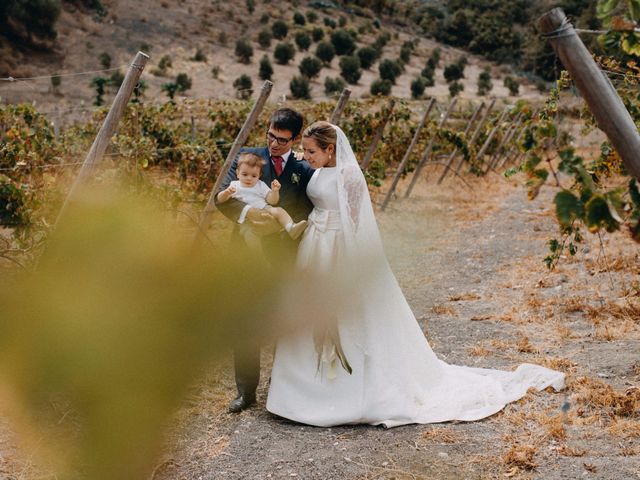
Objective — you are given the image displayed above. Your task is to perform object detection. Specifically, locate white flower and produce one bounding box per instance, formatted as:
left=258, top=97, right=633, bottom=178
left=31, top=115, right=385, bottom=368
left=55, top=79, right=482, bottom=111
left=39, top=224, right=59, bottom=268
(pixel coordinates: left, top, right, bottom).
left=291, top=173, right=300, bottom=185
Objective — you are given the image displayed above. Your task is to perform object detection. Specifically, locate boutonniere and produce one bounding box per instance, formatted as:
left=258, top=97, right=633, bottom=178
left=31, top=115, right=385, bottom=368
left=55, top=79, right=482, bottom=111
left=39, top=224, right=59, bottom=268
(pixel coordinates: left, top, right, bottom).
left=291, top=172, right=300, bottom=185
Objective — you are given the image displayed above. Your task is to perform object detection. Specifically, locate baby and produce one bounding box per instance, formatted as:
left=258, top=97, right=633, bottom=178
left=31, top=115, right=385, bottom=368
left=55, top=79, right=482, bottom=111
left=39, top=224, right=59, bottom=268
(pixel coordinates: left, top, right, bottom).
left=217, top=152, right=308, bottom=241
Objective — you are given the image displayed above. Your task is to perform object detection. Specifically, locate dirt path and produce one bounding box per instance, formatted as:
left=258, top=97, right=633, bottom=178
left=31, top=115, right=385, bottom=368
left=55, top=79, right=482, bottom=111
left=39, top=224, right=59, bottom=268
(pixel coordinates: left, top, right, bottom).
left=152, top=174, right=640, bottom=480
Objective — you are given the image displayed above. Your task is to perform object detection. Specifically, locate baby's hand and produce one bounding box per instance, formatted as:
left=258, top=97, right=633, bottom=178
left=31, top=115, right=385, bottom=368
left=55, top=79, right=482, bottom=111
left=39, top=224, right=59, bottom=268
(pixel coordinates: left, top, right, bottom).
left=226, top=185, right=237, bottom=195
left=271, top=180, right=281, bottom=190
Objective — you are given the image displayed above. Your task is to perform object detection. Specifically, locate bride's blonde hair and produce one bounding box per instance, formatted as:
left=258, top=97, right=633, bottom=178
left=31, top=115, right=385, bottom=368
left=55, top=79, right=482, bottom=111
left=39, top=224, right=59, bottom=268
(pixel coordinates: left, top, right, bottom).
left=302, top=121, right=337, bottom=151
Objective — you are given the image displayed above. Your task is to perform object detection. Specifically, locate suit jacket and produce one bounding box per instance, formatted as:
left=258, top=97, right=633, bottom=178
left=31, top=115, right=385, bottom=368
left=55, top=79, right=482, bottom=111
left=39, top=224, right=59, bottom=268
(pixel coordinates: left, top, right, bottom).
left=215, top=147, right=315, bottom=261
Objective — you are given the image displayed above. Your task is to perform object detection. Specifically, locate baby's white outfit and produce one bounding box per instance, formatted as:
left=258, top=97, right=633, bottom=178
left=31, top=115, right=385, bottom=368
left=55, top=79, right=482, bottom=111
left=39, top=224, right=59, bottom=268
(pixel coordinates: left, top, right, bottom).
left=230, top=180, right=272, bottom=210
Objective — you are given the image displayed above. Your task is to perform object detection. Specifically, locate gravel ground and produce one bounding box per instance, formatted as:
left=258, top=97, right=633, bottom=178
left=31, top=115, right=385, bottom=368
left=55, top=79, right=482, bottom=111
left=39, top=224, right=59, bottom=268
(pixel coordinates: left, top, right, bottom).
left=152, top=174, right=640, bottom=480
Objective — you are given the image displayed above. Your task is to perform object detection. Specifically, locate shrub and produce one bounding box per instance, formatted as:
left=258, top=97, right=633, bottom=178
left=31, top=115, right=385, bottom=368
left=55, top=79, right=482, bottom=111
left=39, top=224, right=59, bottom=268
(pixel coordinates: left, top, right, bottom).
left=272, top=20, right=288, bottom=39
left=257, top=28, right=272, bottom=48
left=233, top=74, right=253, bottom=99
left=51, top=74, right=61, bottom=92
left=175, top=73, right=192, bottom=92
left=295, top=31, right=311, bottom=51
left=158, top=55, right=172, bottom=71
left=235, top=39, right=253, bottom=64
left=443, top=62, right=464, bottom=83
left=357, top=46, right=377, bottom=70
left=449, top=80, right=464, bottom=97
left=260, top=13, right=269, bottom=24
left=504, top=75, right=520, bottom=96
left=259, top=54, right=273, bottom=80
left=421, top=65, right=435, bottom=86
left=274, top=42, right=295, bottom=64
left=293, top=11, right=306, bottom=25
left=399, top=44, right=412, bottom=64
left=290, top=75, right=311, bottom=99
left=411, top=76, right=427, bottom=99
left=429, top=48, right=441, bottom=67
left=217, top=31, right=227, bottom=45
left=339, top=55, right=361, bottom=84
left=402, top=40, right=416, bottom=51
left=379, top=58, right=402, bottom=84
left=246, top=0, right=255, bottom=14
left=324, top=17, right=336, bottom=28
left=109, top=70, right=124, bottom=88
left=330, top=29, right=355, bottom=56
left=99, top=52, right=111, bottom=69
left=315, top=41, right=335, bottom=64
left=307, top=11, right=318, bottom=23
left=299, top=56, right=322, bottom=78
left=477, top=68, right=493, bottom=96
left=370, top=78, right=392, bottom=96
left=161, top=82, right=178, bottom=101
left=324, top=76, right=346, bottom=96
left=191, top=48, right=207, bottom=62
left=211, top=66, right=221, bottom=79
left=338, top=15, right=347, bottom=27
left=310, top=27, right=323, bottom=43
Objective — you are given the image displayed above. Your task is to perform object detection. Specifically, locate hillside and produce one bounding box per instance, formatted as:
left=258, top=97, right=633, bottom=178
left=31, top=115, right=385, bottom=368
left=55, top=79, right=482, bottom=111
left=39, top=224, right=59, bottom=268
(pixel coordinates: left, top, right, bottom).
left=0, top=0, right=544, bottom=113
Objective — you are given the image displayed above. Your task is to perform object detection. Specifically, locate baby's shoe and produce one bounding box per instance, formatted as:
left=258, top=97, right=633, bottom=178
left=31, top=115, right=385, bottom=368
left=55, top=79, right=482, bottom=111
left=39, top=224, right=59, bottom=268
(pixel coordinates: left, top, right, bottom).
left=287, top=220, right=308, bottom=240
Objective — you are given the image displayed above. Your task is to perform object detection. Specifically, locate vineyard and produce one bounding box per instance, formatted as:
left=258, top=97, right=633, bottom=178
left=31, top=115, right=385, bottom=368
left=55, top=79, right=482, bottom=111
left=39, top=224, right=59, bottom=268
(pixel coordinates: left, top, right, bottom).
left=1, top=0, right=640, bottom=479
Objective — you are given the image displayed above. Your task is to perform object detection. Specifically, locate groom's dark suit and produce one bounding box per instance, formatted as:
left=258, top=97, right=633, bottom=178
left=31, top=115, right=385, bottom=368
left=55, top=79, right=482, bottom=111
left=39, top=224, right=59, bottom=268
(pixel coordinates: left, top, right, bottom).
left=215, top=147, right=314, bottom=402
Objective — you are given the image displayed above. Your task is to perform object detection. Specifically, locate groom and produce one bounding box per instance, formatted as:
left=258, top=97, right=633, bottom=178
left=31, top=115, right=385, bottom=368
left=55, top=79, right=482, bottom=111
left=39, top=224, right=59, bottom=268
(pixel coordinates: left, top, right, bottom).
left=215, top=108, right=314, bottom=413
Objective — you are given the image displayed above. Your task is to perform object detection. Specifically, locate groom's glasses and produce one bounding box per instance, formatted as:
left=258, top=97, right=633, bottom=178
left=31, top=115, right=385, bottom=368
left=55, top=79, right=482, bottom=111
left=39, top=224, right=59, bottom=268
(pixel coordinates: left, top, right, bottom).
left=267, top=131, right=294, bottom=145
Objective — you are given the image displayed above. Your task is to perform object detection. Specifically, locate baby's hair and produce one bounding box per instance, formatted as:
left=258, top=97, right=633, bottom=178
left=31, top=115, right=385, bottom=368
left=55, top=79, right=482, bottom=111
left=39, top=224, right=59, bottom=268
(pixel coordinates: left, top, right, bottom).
left=237, top=152, right=266, bottom=171
left=302, top=121, right=337, bottom=150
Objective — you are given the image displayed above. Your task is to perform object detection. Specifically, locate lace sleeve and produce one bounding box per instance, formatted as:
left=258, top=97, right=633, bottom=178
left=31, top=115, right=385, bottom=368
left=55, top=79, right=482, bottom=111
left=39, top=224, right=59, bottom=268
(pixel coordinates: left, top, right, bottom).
left=341, top=164, right=367, bottom=230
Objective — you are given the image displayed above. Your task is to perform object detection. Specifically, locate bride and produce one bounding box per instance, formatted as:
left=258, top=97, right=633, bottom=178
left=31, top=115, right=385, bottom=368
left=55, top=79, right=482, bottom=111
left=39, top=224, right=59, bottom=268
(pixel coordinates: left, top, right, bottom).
left=266, top=121, right=565, bottom=428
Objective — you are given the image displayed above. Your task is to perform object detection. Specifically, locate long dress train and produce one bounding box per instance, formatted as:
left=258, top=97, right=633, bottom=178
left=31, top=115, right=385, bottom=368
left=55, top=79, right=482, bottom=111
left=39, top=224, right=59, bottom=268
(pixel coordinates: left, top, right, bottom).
left=266, top=130, right=564, bottom=428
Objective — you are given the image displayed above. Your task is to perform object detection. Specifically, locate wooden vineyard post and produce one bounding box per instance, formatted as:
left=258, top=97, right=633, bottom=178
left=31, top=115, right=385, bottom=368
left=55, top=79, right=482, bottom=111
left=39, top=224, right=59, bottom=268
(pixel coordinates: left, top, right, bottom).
left=436, top=101, right=484, bottom=184
left=360, top=98, right=395, bottom=170
left=195, top=80, right=274, bottom=240
left=380, top=98, right=436, bottom=211
left=56, top=51, right=149, bottom=224
left=487, top=111, right=523, bottom=172
left=539, top=8, right=640, bottom=179
left=476, top=107, right=508, bottom=173
left=454, top=97, right=496, bottom=174
left=498, top=113, right=531, bottom=168
left=504, top=109, right=538, bottom=166
left=330, top=88, right=351, bottom=125
left=404, top=97, right=458, bottom=199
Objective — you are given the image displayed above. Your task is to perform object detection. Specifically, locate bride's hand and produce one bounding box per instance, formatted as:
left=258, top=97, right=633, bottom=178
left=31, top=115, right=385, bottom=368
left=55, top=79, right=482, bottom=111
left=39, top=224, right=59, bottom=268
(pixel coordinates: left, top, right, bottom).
left=293, top=150, right=304, bottom=161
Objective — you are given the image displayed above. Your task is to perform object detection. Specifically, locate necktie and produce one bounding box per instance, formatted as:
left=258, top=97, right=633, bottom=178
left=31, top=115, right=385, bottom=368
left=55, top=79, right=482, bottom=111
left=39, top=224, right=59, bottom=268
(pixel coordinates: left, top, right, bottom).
left=272, top=156, right=284, bottom=176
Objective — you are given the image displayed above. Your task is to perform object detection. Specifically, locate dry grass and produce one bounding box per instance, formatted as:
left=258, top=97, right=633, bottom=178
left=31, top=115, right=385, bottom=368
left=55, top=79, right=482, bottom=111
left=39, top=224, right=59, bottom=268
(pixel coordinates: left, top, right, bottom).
left=570, top=377, right=640, bottom=418
left=431, top=304, right=457, bottom=315
left=516, top=336, right=539, bottom=354
left=448, top=292, right=481, bottom=301
left=503, top=443, right=538, bottom=470
left=585, top=253, right=640, bottom=274
left=467, top=343, right=492, bottom=357
left=557, top=444, right=586, bottom=457
left=608, top=418, right=640, bottom=438
left=419, top=427, right=465, bottom=444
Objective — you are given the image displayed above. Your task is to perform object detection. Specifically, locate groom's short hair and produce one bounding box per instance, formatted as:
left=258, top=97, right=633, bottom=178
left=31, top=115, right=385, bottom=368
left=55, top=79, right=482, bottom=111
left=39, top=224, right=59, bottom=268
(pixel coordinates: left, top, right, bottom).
left=269, top=108, right=304, bottom=137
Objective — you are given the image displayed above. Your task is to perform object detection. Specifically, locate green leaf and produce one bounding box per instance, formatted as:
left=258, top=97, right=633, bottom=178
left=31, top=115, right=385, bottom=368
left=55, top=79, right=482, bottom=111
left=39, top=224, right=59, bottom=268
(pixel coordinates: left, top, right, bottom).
left=585, top=194, right=620, bottom=233
left=555, top=190, right=583, bottom=227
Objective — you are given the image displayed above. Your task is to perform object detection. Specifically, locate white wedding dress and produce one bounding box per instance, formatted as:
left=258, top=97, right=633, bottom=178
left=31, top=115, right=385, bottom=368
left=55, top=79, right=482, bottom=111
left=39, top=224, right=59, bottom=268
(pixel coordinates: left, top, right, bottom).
left=266, top=127, right=565, bottom=428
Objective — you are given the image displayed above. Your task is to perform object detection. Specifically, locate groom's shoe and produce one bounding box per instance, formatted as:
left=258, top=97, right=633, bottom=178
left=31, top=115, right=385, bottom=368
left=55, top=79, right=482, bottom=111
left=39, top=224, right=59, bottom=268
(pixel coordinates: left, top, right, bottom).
left=228, top=393, right=256, bottom=413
